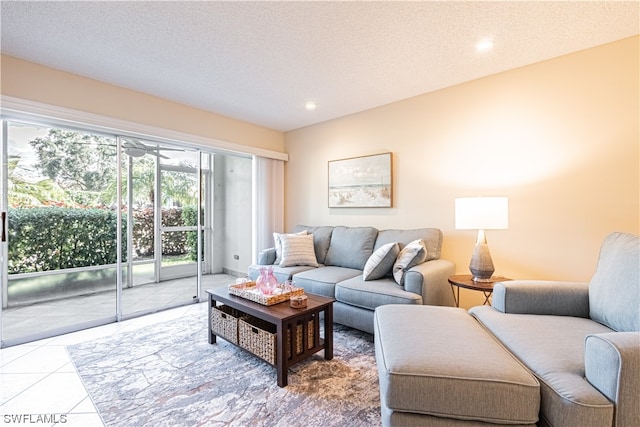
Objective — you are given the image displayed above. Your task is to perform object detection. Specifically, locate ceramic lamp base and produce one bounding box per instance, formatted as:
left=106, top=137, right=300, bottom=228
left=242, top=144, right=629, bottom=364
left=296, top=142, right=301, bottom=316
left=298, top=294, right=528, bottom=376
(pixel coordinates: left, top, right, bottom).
left=469, top=236, right=495, bottom=282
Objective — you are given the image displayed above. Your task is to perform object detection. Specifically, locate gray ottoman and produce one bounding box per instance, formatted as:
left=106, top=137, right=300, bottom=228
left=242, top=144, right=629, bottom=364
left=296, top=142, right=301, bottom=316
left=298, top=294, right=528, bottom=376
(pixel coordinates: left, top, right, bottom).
left=374, top=305, right=540, bottom=426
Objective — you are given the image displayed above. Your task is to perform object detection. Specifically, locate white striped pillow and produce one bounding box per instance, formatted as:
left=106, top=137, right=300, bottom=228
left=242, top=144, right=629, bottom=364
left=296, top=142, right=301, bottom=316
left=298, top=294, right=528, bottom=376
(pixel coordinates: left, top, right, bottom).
left=363, top=242, right=400, bottom=281
left=279, top=233, right=319, bottom=267
left=274, top=230, right=307, bottom=264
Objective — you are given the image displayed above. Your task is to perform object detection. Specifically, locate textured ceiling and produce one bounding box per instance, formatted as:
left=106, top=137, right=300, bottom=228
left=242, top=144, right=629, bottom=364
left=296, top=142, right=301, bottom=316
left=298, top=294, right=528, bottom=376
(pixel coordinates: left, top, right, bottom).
left=1, top=1, right=638, bottom=132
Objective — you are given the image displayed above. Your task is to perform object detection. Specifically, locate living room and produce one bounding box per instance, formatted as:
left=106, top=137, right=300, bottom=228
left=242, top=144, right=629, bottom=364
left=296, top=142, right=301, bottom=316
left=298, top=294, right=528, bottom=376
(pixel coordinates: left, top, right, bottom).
left=1, top=4, right=636, bottom=295
left=0, top=1, right=638, bottom=426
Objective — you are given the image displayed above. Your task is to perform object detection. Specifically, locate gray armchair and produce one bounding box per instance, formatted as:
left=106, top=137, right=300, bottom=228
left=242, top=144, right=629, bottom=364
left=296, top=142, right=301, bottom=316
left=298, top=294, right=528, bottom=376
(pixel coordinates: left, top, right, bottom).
left=470, top=232, right=640, bottom=426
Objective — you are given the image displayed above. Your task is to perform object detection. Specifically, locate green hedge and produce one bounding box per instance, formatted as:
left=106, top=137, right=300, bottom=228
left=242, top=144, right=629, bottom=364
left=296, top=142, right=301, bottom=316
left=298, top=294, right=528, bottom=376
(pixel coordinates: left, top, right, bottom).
left=8, top=207, right=123, bottom=274
left=8, top=206, right=200, bottom=274
left=181, top=205, right=201, bottom=261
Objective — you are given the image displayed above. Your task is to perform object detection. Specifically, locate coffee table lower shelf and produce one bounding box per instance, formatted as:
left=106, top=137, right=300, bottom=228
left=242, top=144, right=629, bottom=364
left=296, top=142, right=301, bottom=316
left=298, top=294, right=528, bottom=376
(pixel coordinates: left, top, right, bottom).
left=206, top=286, right=335, bottom=387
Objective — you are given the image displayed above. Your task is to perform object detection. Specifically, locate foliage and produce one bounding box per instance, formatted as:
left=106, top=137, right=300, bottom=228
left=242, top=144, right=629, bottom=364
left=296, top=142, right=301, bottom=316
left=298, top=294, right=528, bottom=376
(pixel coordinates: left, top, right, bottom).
left=7, top=207, right=124, bottom=274
left=29, top=129, right=117, bottom=206
left=7, top=126, right=203, bottom=274
left=161, top=208, right=188, bottom=256
left=161, top=169, right=198, bottom=207
left=7, top=206, right=201, bottom=274
left=14, top=127, right=199, bottom=209
left=130, top=207, right=193, bottom=258
left=181, top=205, right=202, bottom=261
left=7, top=155, right=70, bottom=207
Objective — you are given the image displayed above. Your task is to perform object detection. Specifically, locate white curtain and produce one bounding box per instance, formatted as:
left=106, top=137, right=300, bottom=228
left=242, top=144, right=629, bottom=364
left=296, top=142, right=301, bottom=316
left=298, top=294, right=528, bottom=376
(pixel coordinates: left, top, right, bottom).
left=252, top=156, right=284, bottom=263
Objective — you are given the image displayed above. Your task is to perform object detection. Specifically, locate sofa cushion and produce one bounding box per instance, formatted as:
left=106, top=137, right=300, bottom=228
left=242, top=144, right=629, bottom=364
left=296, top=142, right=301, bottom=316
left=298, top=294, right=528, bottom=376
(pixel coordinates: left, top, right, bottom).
left=293, top=266, right=361, bottom=298
left=248, top=263, right=317, bottom=284
left=273, top=230, right=307, bottom=265
left=375, top=228, right=443, bottom=261
left=375, top=305, right=540, bottom=425
left=293, top=225, right=334, bottom=264
left=470, top=305, right=614, bottom=426
left=324, top=226, right=378, bottom=270
left=392, top=239, right=427, bottom=285
left=588, top=232, right=640, bottom=332
left=257, top=247, right=276, bottom=265
left=362, top=242, right=400, bottom=281
left=279, top=233, right=319, bottom=267
left=336, top=276, right=422, bottom=310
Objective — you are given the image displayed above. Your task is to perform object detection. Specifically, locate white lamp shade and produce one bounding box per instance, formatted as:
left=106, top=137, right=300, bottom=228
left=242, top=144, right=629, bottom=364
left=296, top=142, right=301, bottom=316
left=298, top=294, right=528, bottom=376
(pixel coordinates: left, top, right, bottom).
left=455, top=197, right=509, bottom=230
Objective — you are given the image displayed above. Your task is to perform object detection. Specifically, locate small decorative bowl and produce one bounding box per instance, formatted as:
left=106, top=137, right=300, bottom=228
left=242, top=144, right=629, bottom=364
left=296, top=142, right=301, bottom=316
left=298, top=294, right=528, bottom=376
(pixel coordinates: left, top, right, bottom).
left=290, top=294, right=308, bottom=309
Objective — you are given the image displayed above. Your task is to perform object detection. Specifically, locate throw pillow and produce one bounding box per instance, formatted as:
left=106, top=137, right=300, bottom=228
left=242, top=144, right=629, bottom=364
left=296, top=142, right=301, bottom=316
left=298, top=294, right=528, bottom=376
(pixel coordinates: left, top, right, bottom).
left=279, top=233, right=319, bottom=267
left=363, top=242, right=400, bottom=281
left=274, top=230, right=307, bottom=264
left=393, top=239, right=427, bottom=286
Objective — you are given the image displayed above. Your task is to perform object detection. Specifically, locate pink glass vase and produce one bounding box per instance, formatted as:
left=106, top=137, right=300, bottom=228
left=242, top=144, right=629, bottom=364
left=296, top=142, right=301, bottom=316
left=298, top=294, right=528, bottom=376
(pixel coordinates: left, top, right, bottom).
left=256, top=266, right=278, bottom=295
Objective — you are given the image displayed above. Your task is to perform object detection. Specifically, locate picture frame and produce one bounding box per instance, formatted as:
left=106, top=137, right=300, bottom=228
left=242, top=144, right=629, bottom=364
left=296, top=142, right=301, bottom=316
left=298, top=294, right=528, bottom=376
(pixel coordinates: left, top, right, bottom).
left=328, top=152, right=392, bottom=208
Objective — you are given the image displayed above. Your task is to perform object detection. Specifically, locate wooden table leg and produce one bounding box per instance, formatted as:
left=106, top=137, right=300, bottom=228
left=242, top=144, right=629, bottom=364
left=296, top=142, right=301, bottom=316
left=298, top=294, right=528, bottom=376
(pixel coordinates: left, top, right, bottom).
left=208, top=294, right=216, bottom=344
left=324, top=305, right=333, bottom=360
left=276, top=321, right=287, bottom=387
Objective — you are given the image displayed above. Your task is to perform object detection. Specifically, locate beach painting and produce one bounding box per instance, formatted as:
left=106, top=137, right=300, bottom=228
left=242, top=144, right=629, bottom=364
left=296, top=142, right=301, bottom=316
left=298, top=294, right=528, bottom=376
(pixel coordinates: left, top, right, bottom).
left=328, top=152, right=392, bottom=208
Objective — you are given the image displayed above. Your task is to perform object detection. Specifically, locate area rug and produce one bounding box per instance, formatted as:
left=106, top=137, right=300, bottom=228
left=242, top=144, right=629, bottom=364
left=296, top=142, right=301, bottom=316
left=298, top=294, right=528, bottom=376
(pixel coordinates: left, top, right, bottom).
left=67, top=309, right=381, bottom=426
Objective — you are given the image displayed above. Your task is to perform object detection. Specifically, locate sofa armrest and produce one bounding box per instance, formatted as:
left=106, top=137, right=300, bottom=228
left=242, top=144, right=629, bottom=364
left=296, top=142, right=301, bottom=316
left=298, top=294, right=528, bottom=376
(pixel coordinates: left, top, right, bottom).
left=585, top=332, right=640, bottom=427
left=257, top=248, right=276, bottom=265
left=492, top=280, right=589, bottom=317
left=404, top=259, right=456, bottom=307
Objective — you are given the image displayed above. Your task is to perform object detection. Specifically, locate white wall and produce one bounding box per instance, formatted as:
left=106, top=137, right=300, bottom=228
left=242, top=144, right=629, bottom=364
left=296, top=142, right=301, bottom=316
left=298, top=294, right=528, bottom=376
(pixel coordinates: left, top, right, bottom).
left=220, top=155, right=253, bottom=276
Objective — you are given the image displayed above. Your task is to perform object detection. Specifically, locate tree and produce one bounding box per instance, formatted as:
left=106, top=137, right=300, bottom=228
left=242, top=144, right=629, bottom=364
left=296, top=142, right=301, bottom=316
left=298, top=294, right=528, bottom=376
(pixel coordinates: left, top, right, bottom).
left=7, top=155, right=67, bottom=207
left=29, top=129, right=198, bottom=209
left=30, top=129, right=117, bottom=193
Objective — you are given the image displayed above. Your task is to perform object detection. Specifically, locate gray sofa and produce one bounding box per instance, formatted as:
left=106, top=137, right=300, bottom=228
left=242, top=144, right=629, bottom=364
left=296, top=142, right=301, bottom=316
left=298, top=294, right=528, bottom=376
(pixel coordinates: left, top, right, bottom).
left=374, top=231, right=639, bottom=426
left=248, top=225, right=456, bottom=333
left=470, top=232, right=640, bottom=426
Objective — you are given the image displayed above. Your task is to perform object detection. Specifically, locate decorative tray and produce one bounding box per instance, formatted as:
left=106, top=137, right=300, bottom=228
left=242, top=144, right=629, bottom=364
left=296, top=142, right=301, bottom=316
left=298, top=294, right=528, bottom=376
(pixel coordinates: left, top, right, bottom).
left=228, top=282, right=305, bottom=306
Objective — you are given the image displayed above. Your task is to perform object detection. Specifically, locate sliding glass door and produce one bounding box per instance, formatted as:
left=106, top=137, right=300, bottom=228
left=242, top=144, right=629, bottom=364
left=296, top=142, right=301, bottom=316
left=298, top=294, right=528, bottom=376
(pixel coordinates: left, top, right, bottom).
left=1, top=122, right=119, bottom=344
left=0, top=118, right=253, bottom=347
left=119, top=138, right=200, bottom=316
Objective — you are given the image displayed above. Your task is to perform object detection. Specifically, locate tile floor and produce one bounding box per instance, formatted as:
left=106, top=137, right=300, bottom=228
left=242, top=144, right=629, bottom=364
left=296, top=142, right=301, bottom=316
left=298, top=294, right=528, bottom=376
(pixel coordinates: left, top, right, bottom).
left=0, top=301, right=209, bottom=426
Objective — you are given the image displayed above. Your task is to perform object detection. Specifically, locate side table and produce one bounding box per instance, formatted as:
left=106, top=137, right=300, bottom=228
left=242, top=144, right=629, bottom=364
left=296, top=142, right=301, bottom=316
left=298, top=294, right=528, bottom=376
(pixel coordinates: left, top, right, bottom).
left=448, top=274, right=511, bottom=307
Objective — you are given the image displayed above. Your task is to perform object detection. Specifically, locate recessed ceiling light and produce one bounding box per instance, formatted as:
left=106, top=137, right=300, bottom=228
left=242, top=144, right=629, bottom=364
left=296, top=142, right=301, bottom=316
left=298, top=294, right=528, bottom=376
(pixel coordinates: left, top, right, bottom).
left=476, top=39, right=494, bottom=52
left=305, top=101, right=316, bottom=111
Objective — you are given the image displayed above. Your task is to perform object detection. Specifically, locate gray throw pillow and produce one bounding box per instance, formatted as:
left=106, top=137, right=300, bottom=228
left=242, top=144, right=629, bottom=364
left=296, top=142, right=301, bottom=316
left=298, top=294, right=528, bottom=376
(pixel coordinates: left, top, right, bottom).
left=363, top=242, right=400, bottom=281
left=393, top=239, right=427, bottom=286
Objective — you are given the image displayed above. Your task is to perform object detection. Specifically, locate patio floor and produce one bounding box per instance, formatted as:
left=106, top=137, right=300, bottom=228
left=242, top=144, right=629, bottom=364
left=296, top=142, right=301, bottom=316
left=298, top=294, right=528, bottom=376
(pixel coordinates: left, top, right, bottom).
left=1, top=273, right=237, bottom=347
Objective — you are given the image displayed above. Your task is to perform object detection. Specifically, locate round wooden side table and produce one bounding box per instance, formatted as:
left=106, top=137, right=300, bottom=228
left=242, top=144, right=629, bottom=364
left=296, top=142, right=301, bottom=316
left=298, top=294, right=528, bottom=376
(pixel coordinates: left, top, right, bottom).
left=448, top=274, right=512, bottom=307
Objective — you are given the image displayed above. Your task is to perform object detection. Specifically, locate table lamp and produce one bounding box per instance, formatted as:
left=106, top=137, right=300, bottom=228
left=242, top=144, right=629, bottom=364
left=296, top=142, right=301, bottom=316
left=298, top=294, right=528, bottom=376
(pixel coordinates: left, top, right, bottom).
left=455, top=197, right=509, bottom=282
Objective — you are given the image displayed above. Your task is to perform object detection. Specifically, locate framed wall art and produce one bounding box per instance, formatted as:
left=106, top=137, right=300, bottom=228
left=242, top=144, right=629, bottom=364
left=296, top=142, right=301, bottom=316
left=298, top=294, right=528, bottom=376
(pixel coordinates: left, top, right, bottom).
left=328, top=152, right=392, bottom=208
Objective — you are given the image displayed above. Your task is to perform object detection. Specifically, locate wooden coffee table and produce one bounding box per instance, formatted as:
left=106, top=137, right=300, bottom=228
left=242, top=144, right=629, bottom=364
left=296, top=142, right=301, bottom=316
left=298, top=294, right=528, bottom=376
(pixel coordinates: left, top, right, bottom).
left=206, top=286, right=335, bottom=387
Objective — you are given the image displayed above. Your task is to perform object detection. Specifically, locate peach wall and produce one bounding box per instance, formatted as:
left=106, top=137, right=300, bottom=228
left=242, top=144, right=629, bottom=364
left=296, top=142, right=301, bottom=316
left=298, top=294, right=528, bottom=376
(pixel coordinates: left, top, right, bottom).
left=2, top=38, right=637, bottom=309
left=0, top=55, right=284, bottom=152
left=284, top=36, right=639, bottom=307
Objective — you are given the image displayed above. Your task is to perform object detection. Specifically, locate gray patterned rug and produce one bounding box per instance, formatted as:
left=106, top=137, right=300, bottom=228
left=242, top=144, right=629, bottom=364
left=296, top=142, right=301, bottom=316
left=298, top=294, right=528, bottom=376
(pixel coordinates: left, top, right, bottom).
left=67, top=309, right=381, bottom=426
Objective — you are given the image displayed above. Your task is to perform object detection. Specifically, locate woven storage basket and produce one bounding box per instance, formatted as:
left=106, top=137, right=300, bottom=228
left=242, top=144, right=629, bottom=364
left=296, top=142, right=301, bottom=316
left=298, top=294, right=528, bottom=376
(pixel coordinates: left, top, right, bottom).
left=210, top=304, right=246, bottom=345
left=290, top=318, right=315, bottom=355
left=238, top=316, right=315, bottom=364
